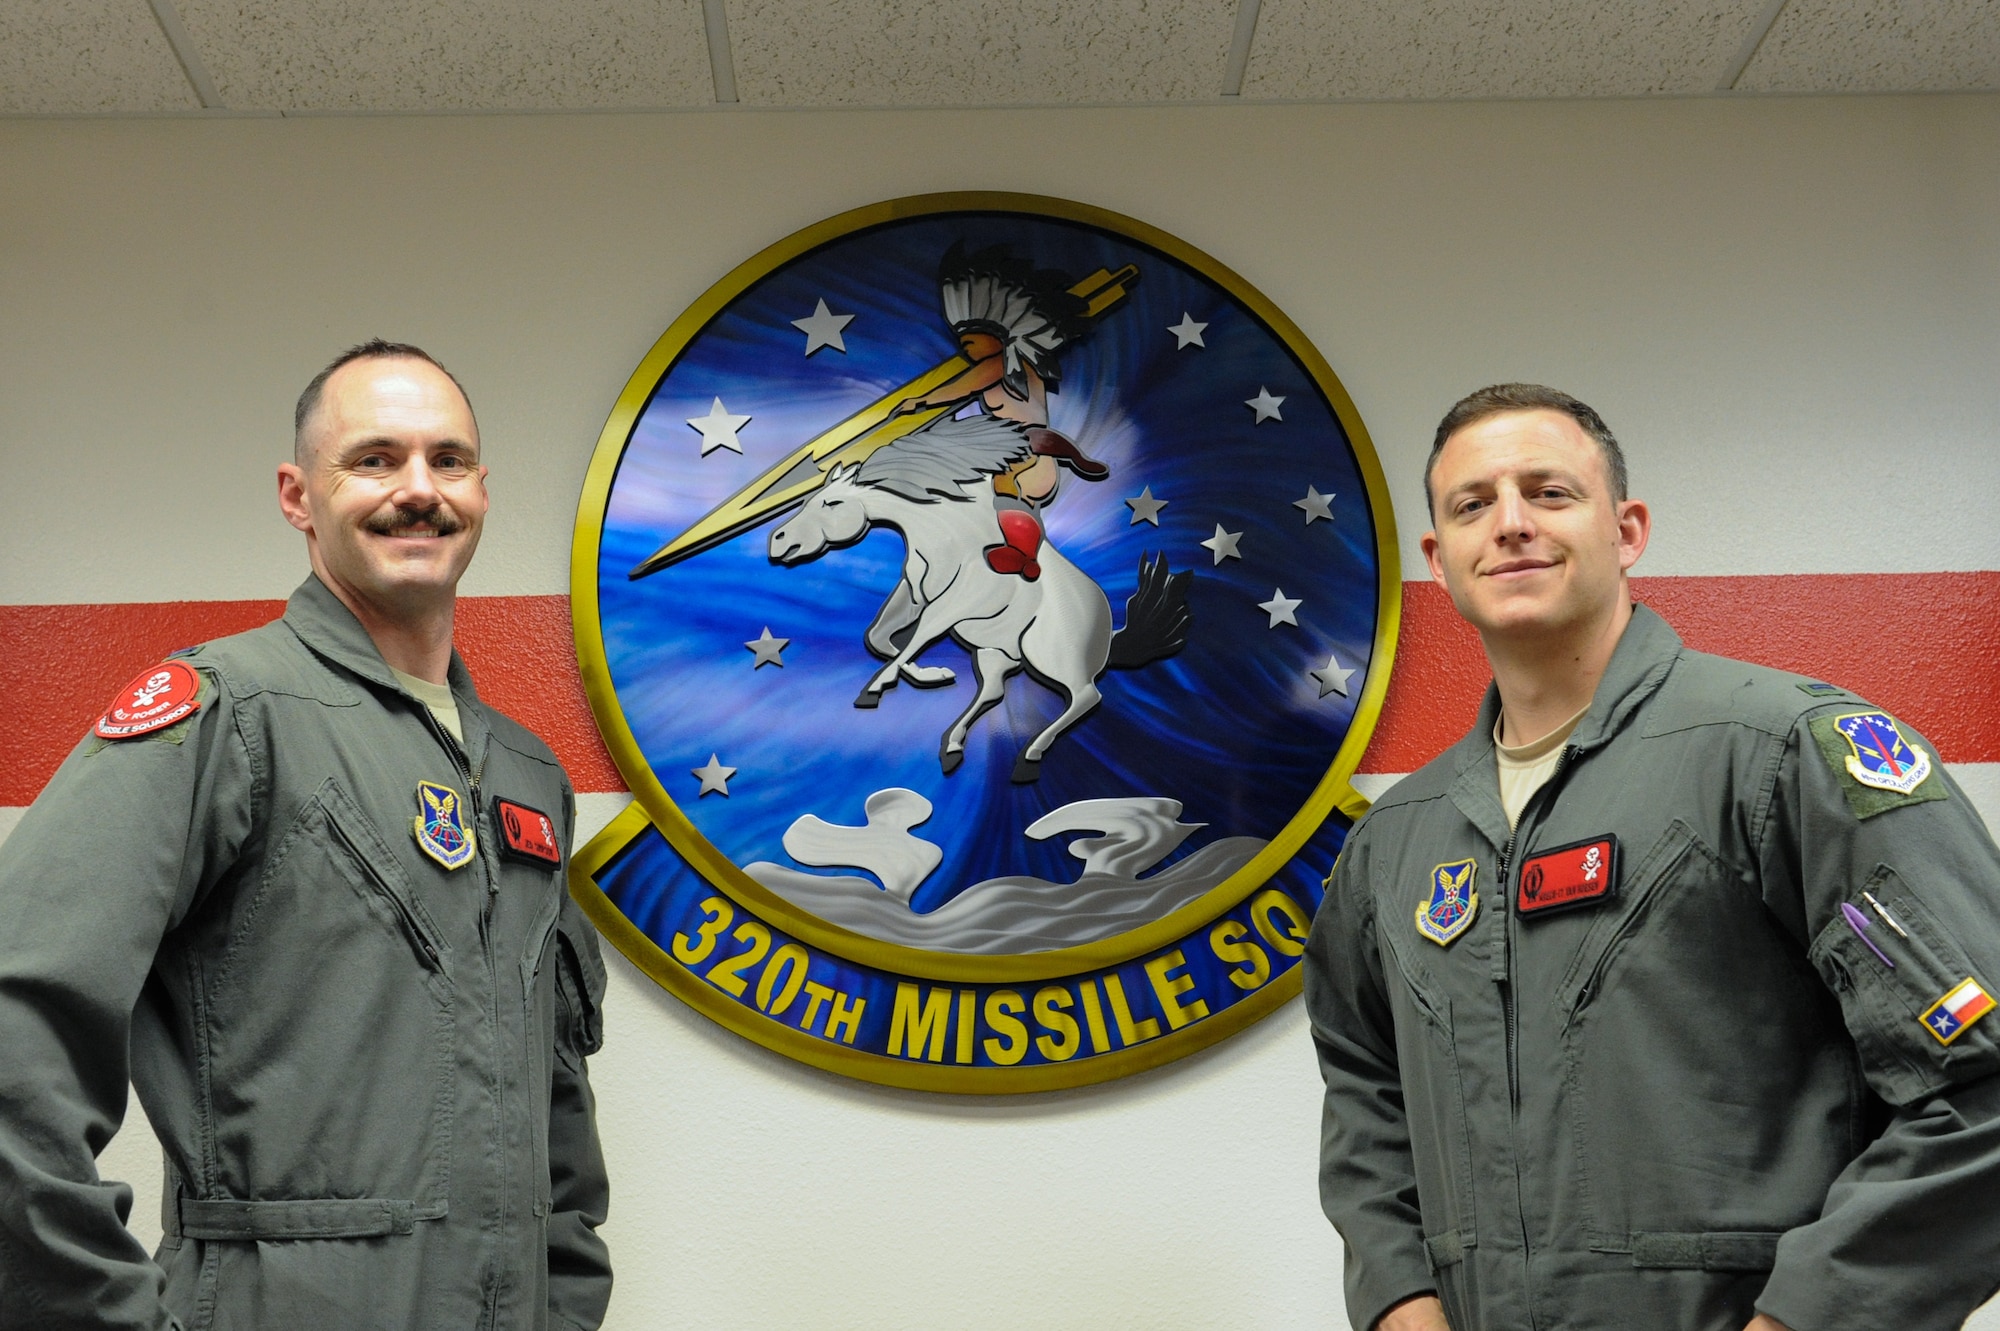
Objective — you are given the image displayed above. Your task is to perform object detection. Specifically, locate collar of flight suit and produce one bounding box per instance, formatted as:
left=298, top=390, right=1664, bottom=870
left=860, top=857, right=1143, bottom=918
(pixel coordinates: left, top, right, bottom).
left=1444, top=603, right=1686, bottom=848
left=280, top=573, right=491, bottom=760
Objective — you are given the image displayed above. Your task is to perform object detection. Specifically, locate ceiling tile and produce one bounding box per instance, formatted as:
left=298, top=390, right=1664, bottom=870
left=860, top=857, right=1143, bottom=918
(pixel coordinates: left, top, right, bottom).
left=728, top=0, right=1238, bottom=106
left=0, top=0, right=201, bottom=113
left=1736, top=0, right=1999, bottom=91
left=176, top=0, right=713, bottom=111
left=1243, top=0, right=1771, bottom=99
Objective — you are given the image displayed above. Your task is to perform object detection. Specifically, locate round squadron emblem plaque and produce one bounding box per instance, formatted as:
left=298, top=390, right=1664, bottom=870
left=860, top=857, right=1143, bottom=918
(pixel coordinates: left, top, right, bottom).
left=571, top=193, right=1399, bottom=1091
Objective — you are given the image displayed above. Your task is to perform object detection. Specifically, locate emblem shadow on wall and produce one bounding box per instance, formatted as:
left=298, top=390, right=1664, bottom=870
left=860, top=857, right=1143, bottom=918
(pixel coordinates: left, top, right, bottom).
left=570, top=192, right=1402, bottom=1092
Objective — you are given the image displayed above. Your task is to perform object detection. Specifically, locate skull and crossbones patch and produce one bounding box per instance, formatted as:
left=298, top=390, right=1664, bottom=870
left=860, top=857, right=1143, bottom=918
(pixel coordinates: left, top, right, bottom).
left=1516, top=835, right=1620, bottom=917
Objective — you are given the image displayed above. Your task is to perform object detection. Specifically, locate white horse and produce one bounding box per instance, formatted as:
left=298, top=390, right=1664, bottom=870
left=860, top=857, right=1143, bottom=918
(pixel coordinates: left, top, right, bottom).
left=769, top=442, right=1186, bottom=783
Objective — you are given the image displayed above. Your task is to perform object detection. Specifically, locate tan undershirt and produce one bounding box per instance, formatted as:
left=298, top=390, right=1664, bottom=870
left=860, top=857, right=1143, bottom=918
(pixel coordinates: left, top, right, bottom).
left=1495, top=705, right=1590, bottom=830
left=390, top=667, right=463, bottom=745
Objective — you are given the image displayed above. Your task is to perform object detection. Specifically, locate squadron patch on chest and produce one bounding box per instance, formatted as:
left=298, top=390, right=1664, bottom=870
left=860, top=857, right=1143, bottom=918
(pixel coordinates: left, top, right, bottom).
left=496, top=799, right=561, bottom=866
left=413, top=780, right=477, bottom=870
left=1516, top=835, right=1618, bottom=917
left=1416, top=858, right=1479, bottom=946
left=95, top=661, right=202, bottom=739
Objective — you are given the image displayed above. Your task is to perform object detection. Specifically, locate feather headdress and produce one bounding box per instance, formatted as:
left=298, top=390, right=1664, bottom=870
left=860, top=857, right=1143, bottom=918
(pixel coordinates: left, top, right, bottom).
left=938, top=242, right=1088, bottom=401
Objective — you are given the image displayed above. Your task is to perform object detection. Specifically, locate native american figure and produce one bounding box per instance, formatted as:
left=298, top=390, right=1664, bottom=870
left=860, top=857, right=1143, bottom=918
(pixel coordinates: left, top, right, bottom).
left=888, top=243, right=1113, bottom=581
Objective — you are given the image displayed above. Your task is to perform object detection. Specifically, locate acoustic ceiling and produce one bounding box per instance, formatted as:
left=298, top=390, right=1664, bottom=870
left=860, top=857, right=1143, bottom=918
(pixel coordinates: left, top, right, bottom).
left=3, top=0, right=1994, bottom=115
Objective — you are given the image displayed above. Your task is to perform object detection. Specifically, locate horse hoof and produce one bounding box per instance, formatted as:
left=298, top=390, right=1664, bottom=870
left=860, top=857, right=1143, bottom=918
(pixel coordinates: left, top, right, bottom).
left=854, top=689, right=881, bottom=710
left=940, top=747, right=963, bottom=775
left=1011, top=755, right=1042, bottom=784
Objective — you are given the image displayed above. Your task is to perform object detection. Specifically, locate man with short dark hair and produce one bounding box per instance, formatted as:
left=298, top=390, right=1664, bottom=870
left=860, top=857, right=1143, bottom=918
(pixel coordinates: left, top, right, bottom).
left=1306, top=384, right=2000, bottom=1330
left=0, top=343, right=613, bottom=1328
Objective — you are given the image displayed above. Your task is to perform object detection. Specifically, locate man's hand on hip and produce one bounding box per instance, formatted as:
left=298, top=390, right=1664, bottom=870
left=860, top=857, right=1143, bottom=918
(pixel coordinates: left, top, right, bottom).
left=1376, top=1294, right=1450, bottom=1330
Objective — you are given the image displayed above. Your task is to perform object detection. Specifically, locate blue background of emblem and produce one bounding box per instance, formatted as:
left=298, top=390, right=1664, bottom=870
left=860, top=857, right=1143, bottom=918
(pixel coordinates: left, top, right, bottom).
left=595, top=211, right=1381, bottom=917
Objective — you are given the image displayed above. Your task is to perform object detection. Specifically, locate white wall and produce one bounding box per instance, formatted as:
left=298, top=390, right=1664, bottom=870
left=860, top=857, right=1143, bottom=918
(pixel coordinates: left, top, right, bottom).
left=4, top=96, right=1998, bottom=1328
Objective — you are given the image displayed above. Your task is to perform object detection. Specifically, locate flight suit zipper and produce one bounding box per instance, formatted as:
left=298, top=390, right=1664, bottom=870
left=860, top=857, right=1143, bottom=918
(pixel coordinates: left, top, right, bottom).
left=1497, top=742, right=1575, bottom=1328
left=1499, top=743, right=1575, bottom=1108
left=416, top=704, right=508, bottom=1314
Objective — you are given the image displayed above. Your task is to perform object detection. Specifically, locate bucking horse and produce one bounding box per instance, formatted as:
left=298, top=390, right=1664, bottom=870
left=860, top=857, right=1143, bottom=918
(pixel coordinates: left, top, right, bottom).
left=768, top=418, right=1190, bottom=782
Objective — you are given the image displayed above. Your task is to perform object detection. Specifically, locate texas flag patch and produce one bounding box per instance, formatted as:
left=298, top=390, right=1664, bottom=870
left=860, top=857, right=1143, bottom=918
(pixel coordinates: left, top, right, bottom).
left=1920, top=978, right=1996, bottom=1046
left=496, top=799, right=561, bottom=866
left=1517, top=834, right=1619, bottom=917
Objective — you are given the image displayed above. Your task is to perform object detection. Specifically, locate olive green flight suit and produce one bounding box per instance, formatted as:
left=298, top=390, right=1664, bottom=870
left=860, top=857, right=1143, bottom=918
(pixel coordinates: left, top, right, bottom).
left=1307, top=606, right=2000, bottom=1331
left=0, top=576, right=612, bottom=1330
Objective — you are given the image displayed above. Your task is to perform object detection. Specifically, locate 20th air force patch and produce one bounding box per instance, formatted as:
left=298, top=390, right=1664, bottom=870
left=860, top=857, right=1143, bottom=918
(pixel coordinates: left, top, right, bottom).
left=569, top=193, right=1400, bottom=1091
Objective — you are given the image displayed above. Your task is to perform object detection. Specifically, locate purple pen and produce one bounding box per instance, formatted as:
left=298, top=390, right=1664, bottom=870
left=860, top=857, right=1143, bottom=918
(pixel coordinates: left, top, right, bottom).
left=1842, top=902, right=1895, bottom=968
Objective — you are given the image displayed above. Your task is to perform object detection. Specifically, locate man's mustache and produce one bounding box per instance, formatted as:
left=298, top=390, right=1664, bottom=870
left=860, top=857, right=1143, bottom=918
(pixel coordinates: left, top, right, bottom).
left=364, top=505, right=467, bottom=538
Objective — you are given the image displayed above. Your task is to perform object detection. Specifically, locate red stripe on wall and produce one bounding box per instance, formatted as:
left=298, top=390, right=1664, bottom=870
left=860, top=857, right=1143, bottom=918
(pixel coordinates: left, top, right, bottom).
left=5, top=572, right=1995, bottom=806
left=4, top=597, right=618, bottom=807
left=1368, top=573, right=2000, bottom=773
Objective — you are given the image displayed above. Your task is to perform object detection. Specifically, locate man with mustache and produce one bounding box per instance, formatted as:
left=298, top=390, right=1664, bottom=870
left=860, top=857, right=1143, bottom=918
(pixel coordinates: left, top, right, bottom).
left=0, top=342, right=613, bottom=1329
left=1305, top=384, right=2000, bottom=1330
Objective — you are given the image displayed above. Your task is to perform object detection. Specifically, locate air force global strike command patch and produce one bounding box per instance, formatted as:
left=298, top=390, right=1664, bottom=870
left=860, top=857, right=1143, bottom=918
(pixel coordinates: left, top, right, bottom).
left=567, top=193, right=1400, bottom=1092
left=414, top=781, right=476, bottom=870
left=95, top=661, right=202, bottom=739
left=1417, top=860, right=1479, bottom=946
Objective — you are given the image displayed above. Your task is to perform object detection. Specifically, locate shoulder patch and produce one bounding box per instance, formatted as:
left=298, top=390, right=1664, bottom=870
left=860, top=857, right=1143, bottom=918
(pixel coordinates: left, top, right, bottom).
left=1796, top=681, right=1846, bottom=699
left=1809, top=710, right=1947, bottom=820
left=95, top=661, right=203, bottom=739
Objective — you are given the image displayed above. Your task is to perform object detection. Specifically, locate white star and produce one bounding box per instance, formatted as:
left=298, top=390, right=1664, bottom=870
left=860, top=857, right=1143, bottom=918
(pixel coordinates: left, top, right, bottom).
left=1311, top=653, right=1356, bottom=698
left=691, top=754, right=737, bottom=797
left=687, top=398, right=750, bottom=455
left=1200, top=524, right=1242, bottom=564
left=745, top=627, right=789, bottom=668
left=791, top=298, right=854, bottom=356
left=1294, top=485, right=1335, bottom=524
left=1126, top=486, right=1167, bottom=526
left=1245, top=386, right=1285, bottom=424
left=1168, top=312, right=1208, bottom=349
left=1259, top=588, right=1302, bottom=628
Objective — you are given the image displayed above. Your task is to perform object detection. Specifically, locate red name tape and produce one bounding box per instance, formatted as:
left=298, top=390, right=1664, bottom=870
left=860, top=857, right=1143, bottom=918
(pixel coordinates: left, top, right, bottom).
left=1517, top=835, right=1618, bottom=916
left=497, top=799, right=561, bottom=866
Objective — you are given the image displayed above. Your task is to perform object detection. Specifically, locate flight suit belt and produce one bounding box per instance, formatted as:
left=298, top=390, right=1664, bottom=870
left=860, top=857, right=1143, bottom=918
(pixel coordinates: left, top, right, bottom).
left=171, top=1195, right=445, bottom=1240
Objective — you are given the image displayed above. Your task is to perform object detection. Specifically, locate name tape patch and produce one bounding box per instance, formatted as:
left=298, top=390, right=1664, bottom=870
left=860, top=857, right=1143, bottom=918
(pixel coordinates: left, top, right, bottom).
left=1517, top=834, right=1619, bottom=916
left=95, top=661, right=202, bottom=739
left=497, top=799, right=561, bottom=866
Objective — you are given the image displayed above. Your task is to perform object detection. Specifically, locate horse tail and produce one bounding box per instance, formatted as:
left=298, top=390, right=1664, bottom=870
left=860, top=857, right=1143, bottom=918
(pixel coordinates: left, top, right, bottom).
left=1106, top=553, right=1192, bottom=670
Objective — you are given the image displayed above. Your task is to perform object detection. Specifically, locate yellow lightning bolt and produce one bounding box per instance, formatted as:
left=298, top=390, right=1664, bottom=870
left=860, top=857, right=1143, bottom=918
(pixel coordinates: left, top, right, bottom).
left=629, top=262, right=1140, bottom=579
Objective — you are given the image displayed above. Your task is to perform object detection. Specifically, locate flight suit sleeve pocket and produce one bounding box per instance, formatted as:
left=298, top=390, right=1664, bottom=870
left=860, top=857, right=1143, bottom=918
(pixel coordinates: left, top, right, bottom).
left=1809, top=866, right=2000, bottom=1105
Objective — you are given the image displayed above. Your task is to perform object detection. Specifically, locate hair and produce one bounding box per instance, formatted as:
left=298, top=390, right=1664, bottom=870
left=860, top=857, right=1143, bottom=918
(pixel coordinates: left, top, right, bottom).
left=293, top=339, right=473, bottom=465
left=1424, top=383, right=1627, bottom=517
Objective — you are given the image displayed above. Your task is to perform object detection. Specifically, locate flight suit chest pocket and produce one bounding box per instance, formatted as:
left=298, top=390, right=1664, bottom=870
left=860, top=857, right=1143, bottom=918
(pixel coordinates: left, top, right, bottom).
left=209, top=779, right=454, bottom=1209
left=1554, top=820, right=1709, bottom=1022
left=1380, top=929, right=1478, bottom=1263
left=1810, top=865, right=2000, bottom=1105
